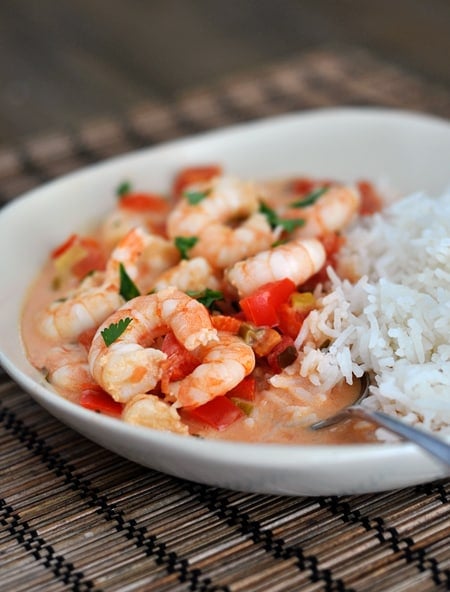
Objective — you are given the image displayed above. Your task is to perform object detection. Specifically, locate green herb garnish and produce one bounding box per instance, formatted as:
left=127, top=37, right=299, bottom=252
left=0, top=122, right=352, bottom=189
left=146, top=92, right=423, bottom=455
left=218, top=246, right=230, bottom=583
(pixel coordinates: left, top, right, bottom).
left=186, top=288, right=224, bottom=310
left=271, top=238, right=288, bottom=248
left=290, top=186, right=328, bottom=208
left=259, top=201, right=305, bottom=233
left=116, top=180, right=132, bottom=197
left=184, top=190, right=208, bottom=205
left=175, top=236, right=198, bottom=259
left=101, top=317, right=132, bottom=347
left=119, top=263, right=140, bottom=300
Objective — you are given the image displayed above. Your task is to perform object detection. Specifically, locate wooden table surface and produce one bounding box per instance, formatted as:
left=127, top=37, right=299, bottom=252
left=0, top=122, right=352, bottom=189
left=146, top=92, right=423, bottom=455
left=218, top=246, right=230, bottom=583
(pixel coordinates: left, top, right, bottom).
left=0, top=0, right=449, bottom=146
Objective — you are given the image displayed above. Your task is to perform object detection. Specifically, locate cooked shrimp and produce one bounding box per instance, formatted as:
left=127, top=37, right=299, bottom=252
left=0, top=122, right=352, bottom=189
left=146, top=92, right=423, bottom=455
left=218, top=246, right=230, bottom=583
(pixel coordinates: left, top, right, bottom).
left=39, top=282, right=125, bottom=343
left=189, top=212, right=275, bottom=269
left=122, top=394, right=189, bottom=435
left=106, top=226, right=179, bottom=291
left=284, top=185, right=359, bottom=238
left=166, top=176, right=260, bottom=238
left=153, top=257, right=221, bottom=292
left=88, top=288, right=218, bottom=402
left=166, top=332, right=255, bottom=408
left=44, top=344, right=92, bottom=394
left=39, top=228, right=178, bottom=343
left=226, top=238, right=326, bottom=298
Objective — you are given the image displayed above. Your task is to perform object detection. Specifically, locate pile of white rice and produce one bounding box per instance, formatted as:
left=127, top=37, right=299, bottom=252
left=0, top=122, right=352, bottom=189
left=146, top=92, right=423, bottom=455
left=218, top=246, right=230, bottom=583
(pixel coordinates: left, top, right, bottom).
left=275, top=190, right=450, bottom=436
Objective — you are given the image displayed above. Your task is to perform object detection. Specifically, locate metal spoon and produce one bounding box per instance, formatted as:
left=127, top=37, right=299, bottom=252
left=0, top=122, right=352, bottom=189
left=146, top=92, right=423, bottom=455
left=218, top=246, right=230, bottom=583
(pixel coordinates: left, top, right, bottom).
left=311, top=373, right=450, bottom=468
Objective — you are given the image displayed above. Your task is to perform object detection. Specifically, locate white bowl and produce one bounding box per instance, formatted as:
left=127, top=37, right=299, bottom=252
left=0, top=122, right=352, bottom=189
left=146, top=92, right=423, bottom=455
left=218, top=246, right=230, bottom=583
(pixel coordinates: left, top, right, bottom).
left=1, top=107, right=449, bottom=496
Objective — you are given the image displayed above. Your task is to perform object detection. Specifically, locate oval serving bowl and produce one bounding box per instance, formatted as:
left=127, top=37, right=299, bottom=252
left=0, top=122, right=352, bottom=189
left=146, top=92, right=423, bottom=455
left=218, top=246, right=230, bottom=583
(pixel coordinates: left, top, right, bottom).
left=1, top=107, right=450, bottom=496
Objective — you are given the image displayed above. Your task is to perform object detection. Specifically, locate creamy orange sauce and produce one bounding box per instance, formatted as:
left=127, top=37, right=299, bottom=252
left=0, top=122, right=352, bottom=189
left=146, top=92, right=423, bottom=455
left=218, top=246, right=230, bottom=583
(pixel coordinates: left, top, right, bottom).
left=183, top=378, right=374, bottom=444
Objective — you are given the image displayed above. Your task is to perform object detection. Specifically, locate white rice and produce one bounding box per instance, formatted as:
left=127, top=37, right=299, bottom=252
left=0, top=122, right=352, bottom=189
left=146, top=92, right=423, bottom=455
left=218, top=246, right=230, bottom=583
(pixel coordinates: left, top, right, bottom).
left=291, top=190, right=450, bottom=436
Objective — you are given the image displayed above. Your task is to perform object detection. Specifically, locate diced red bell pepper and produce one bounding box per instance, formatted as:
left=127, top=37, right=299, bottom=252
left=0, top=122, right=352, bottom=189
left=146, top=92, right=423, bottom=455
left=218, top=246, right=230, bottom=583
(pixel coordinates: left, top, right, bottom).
left=160, top=332, right=199, bottom=383
left=290, top=177, right=316, bottom=196
left=184, top=396, right=245, bottom=431
left=77, top=327, right=98, bottom=351
left=51, top=234, right=77, bottom=259
left=291, top=177, right=333, bottom=197
left=321, top=232, right=346, bottom=258
left=357, top=180, right=384, bottom=216
left=118, top=192, right=170, bottom=213
left=226, top=376, right=256, bottom=401
left=277, top=292, right=316, bottom=339
left=239, top=278, right=296, bottom=327
left=172, top=165, right=222, bottom=197
left=277, top=304, right=307, bottom=340
left=71, top=237, right=106, bottom=279
left=51, top=234, right=106, bottom=279
left=80, top=384, right=123, bottom=416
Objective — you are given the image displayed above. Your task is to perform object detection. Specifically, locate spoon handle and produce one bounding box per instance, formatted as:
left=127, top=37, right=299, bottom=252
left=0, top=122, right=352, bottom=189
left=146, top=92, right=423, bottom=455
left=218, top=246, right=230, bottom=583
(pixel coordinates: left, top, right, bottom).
left=347, top=407, right=450, bottom=468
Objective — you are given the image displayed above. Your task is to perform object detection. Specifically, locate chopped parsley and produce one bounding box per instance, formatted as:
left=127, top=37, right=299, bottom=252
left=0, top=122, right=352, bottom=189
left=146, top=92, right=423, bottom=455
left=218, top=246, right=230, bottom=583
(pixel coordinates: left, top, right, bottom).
left=116, top=180, right=132, bottom=197
left=119, top=263, right=140, bottom=300
left=101, top=317, right=132, bottom=347
left=175, top=236, right=198, bottom=259
left=186, top=288, right=224, bottom=310
left=259, top=201, right=305, bottom=233
left=290, top=186, right=328, bottom=208
left=184, top=190, right=208, bottom=205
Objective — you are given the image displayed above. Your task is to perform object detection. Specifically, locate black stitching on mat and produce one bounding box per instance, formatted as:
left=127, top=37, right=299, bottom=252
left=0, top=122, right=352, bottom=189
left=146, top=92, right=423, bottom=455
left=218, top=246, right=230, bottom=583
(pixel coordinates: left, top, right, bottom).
left=321, top=496, right=450, bottom=587
left=416, top=481, right=449, bottom=504
left=185, top=482, right=353, bottom=592
left=0, top=498, right=95, bottom=591
left=0, top=405, right=228, bottom=592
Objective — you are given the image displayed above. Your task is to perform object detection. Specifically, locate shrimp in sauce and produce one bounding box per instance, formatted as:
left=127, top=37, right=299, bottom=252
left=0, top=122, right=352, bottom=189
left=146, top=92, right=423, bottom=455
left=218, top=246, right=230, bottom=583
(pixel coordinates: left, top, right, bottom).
left=38, top=227, right=178, bottom=343
left=88, top=288, right=217, bottom=402
left=226, top=238, right=326, bottom=298
left=22, top=168, right=382, bottom=444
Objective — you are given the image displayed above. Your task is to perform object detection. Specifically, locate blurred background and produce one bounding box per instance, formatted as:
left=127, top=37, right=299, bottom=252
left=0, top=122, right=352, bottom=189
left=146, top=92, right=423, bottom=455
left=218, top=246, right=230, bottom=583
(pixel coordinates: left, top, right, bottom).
left=0, top=0, right=449, bottom=146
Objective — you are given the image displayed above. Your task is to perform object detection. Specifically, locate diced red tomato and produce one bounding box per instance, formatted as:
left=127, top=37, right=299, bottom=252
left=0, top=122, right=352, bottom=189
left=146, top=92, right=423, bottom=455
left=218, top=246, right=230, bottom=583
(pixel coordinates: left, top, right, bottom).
left=291, top=177, right=315, bottom=196
left=239, top=278, right=296, bottom=327
left=211, top=314, right=243, bottom=334
left=184, top=396, right=245, bottom=431
left=277, top=303, right=307, bottom=339
left=278, top=292, right=316, bottom=339
left=51, top=234, right=77, bottom=259
left=321, top=232, right=346, bottom=259
left=266, top=335, right=297, bottom=374
left=160, top=332, right=199, bottom=383
left=226, top=376, right=256, bottom=401
left=77, top=327, right=97, bottom=351
left=80, top=384, right=123, bottom=416
left=52, top=234, right=106, bottom=279
left=172, top=165, right=222, bottom=197
left=357, top=180, right=384, bottom=216
left=71, top=237, right=106, bottom=278
left=291, top=177, right=333, bottom=196
left=118, top=192, right=170, bottom=213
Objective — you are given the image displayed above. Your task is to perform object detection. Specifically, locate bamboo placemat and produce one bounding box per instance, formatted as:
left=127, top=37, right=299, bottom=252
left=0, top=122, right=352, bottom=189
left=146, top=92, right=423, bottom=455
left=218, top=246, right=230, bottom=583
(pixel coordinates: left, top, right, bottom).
left=1, top=47, right=449, bottom=592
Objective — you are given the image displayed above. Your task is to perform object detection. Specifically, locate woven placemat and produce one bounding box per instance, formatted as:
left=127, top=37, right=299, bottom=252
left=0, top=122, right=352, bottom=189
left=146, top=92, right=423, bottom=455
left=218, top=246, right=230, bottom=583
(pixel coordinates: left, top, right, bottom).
left=1, top=47, right=449, bottom=592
